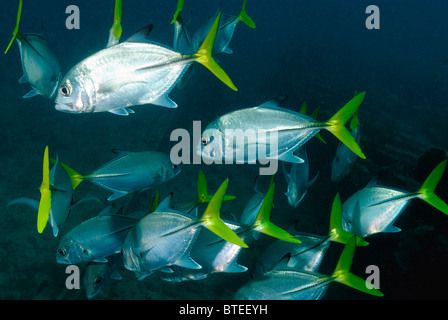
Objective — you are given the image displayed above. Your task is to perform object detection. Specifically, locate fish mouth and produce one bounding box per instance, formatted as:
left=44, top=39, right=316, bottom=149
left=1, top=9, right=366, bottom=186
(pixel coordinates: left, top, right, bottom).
left=55, top=102, right=76, bottom=113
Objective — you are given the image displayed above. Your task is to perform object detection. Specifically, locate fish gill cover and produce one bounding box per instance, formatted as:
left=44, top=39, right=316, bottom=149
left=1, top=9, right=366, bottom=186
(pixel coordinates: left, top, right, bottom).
left=0, top=0, right=447, bottom=303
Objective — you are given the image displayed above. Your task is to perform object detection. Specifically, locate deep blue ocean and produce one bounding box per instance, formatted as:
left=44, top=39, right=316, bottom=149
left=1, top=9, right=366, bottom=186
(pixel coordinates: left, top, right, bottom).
left=0, top=0, right=447, bottom=302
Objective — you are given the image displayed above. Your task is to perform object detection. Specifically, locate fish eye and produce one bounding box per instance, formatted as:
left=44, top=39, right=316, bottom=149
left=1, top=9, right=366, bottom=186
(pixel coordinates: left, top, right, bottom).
left=201, top=136, right=209, bottom=145
left=58, top=248, right=66, bottom=256
left=172, top=164, right=177, bottom=170
left=59, top=84, right=72, bottom=96
left=94, top=277, right=103, bottom=287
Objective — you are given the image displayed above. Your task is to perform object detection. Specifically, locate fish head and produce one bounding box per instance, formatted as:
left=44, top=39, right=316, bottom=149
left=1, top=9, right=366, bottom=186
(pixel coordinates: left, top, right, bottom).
left=56, top=238, right=94, bottom=264
left=55, top=70, right=95, bottom=113
left=83, top=263, right=110, bottom=299
left=196, top=123, right=224, bottom=162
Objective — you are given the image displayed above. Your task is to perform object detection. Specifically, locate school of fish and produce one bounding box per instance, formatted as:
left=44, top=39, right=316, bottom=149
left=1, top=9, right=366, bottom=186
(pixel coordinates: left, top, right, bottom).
left=5, top=0, right=448, bottom=300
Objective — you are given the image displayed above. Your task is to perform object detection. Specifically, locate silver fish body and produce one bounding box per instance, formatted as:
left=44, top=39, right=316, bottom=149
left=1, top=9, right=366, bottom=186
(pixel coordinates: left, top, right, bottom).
left=83, top=150, right=180, bottom=201
left=341, top=185, right=414, bottom=238
left=56, top=208, right=140, bottom=264
left=197, top=96, right=322, bottom=164
left=331, top=127, right=360, bottom=182
left=55, top=41, right=191, bottom=115
left=234, top=270, right=332, bottom=300
left=251, top=233, right=330, bottom=279
left=159, top=222, right=249, bottom=282
left=121, top=208, right=202, bottom=273
left=16, top=32, right=61, bottom=99
left=282, top=146, right=319, bottom=207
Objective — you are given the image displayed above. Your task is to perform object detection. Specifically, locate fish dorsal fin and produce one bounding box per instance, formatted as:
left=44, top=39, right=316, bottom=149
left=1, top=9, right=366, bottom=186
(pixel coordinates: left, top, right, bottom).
left=125, top=24, right=154, bottom=43
left=255, top=95, right=288, bottom=110
left=154, top=193, right=174, bottom=212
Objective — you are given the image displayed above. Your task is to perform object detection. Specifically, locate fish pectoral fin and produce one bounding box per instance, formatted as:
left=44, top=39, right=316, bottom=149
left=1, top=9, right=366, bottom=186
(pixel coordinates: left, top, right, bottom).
left=107, top=191, right=129, bottom=201
left=151, top=94, right=178, bottom=108
left=175, top=253, right=202, bottom=269
left=108, top=108, right=135, bottom=116
left=98, top=77, right=149, bottom=94
left=23, top=89, right=39, bottom=98
left=18, top=75, right=28, bottom=84
left=278, top=151, right=304, bottom=164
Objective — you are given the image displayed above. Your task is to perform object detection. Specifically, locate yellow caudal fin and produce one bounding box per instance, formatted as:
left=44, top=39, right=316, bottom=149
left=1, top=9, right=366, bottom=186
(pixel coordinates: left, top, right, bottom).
left=37, top=146, right=51, bottom=233
left=111, top=0, right=122, bottom=39
left=417, top=160, right=448, bottom=215
left=324, top=92, right=366, bottom=159
left=333, top=235, right=383, bottom=297
left=238, top=0, right=256, bottom=28
left=191, top=12, right=238, bottom=91
left=252, top=180, right=301, bottom=244
left=50, top=158, right=85, bottom=190
left=5, top=0, right=23, bottom=54
left=200, top=179, right=248, bottom=248
left=171, top=0, right=184, bottom=24
left=328, top=193, right=369, bottom=246
left=197, top=170, right=236, bottom=204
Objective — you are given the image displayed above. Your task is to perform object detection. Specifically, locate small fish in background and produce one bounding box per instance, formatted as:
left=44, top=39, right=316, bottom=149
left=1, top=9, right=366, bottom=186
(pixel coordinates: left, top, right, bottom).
left=160, top=178, right=301, bottom=282
left=234, top=235, right=383, bottom=300
left=282, top=146, right=319, bottom=208
left=56, top=205, right=145, bottom=265
left=192, top=0, right=256, bottom=55
left=57, top=150, right=180, bottom=201
left=7, top=148, right=101, bottom=237
left=55, top=12, right=237, bottom=116
left=331, top=96, right=362, bottom=182
left=121, top=179, right=248, bottom=279
left=251, top=193, right=368, bottom=279
left=4, top=0, right=61, bottom=100
left=341, top=160, right=448, bottom=239
left=83, top=254, right=122, bottom=299
left=198, top=93, right=367, bottom=164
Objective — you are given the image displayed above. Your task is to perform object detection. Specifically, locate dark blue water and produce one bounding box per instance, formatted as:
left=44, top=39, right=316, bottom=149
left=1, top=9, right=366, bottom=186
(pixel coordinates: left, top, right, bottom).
left=0, top=0, right=447, bottom=301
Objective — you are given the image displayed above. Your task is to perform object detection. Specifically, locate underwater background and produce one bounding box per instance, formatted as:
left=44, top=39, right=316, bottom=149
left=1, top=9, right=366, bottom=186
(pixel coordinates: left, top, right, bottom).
left=0, top=0, right=447, bottom=300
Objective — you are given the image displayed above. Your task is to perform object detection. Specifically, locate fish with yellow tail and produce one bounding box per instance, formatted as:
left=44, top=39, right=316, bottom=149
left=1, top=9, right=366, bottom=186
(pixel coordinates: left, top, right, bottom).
left=37, top=146, right=51, bottom=233
left=234, top=235, right=383, bottom=300
left=198, top=93, right=367, bottom=165
left=342, top=160, right=448, bottom=238
left=55, top=12, right=237, bottom=116
left=121, top=179, right=248, bottom=277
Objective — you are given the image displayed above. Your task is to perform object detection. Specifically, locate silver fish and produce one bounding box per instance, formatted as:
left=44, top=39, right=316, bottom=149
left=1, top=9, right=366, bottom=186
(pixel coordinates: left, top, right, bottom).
left=234, top=236, right=383, bottom=300
left=282, top=146, right=319, bottom=208
left=83, top=254, right=122, bottom=299
left=341, top=160, right=448, bottom=238
left=56, top=205, right=142, bottom=264
left=15, top=32, right=61, bottom=99
left=192, top=0, right=256, bottom=55
left=331, top=126, right=360, bottom=182
left=197, top=94, right=366, bottom=165
left=55, top=13, right=237, bottom=116
left=121, top=180, right=248, bottom=274
left=60, top=150, right=181, bottom=201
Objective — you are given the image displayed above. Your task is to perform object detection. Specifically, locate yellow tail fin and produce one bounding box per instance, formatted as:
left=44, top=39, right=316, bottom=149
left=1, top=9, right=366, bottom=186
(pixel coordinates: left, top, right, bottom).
left=111, top=0, right=122, bottom=39
left=417, top=160, right=448, bottom=215
left=51, top=159, right=85, bottom=190
left=37, top=146, right=51, bottom=233
left=324, top=92, right=366, bottom=159
left=200, top=179, right=248, bottom=248
left=238, top=0, right=256, bottom=28
left=192, top=12, right=238, bottom=91
left=5, top=0, right=23, bottom=54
